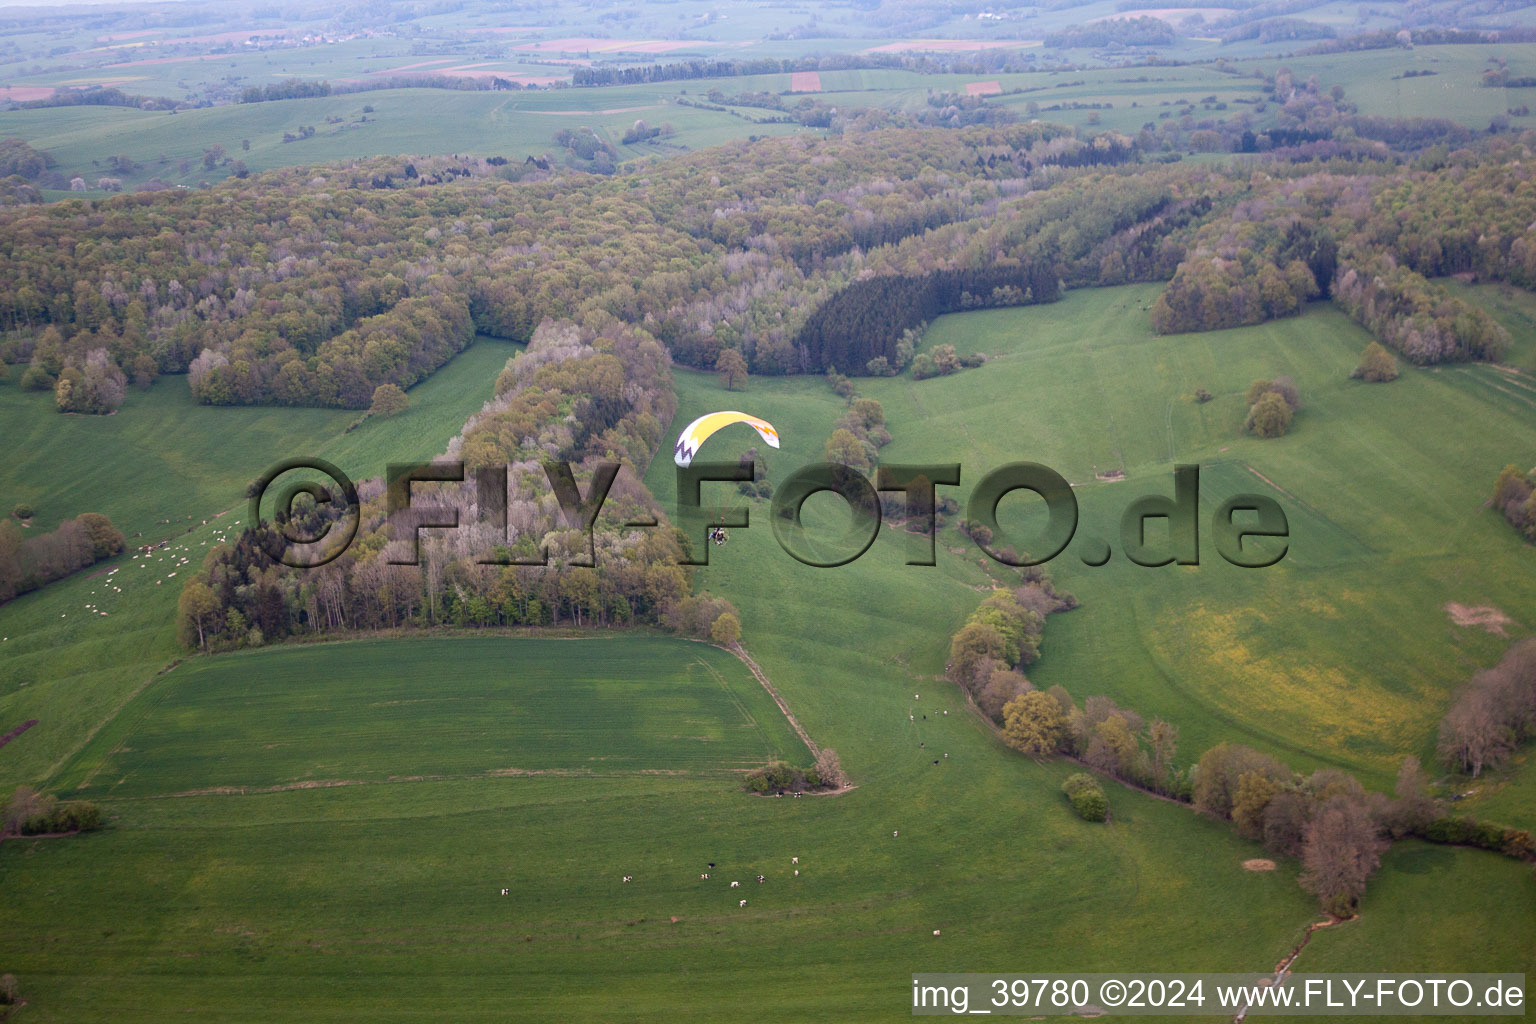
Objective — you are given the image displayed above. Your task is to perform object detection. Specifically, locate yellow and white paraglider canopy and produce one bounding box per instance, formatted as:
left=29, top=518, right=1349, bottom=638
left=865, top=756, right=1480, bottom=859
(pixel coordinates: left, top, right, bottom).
left=673, top=411, right=780, bottom=467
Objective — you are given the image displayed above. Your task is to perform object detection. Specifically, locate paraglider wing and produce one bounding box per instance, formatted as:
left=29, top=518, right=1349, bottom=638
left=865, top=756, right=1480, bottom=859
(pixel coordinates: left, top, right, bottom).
left=672, top=411, right=780, bottom=468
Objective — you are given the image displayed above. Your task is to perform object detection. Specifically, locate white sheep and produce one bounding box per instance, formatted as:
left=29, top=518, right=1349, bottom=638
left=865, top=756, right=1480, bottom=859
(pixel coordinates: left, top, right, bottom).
left=794, top=869, right=799, bottom=876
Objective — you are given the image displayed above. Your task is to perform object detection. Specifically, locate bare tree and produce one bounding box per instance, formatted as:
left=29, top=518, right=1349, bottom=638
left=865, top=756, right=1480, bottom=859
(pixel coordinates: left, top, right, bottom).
left=1300, top=795, right=1387, bottom=917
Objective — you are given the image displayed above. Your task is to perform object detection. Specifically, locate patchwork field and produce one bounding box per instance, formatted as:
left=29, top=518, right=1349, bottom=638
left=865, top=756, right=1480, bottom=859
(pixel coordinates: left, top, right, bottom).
left=8, top=43, right=1536, bottom=195
left=1, top=284, right=1532, bottom=1020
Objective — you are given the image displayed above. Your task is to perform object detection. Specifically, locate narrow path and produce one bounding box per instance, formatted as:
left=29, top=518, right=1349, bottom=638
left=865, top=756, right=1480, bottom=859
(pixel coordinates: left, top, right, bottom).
left=720, top=642, right=820, bottom=759
left=1232, top=917, right=1346, bottom=1022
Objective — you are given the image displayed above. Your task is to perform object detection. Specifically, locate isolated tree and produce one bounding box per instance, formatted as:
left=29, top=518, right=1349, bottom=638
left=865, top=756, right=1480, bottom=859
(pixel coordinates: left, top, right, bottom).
left=1245, top=391, right=1294, bottom=438
left=1002, top=689, right=1065, bottom=756
left=715, top=347, right=748, bottom=391
left=1300, top=795, right=1387, bottom=917
left=177, top=579, right=220, bottom=650
left=813, top=747, right=847, bottom=788
left=1351, top=341, right=1398, bottom=382
left=369, top=383, right=408, bottom=418
left=710, top=610, right=741, bottom=646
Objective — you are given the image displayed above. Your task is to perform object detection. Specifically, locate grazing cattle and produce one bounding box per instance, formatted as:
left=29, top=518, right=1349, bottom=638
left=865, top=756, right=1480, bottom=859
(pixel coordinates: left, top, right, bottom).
left=909, top=715, right=914, bottom=722
left=756, top=875, right=764, bottom=883
left=933, top=760, right=939, bottom=765
left=791, top=857, right=798, bottom=864
left=730, top=881, right=740, bottom=888
left=794, top=869, right=799, bottom=876
left=739, top=899, right=747, bottom=907
left=893, top=830, right=899, bottom=837
left=622, top=875, right=632, bottom=883
left=944, top=753, right=948, bottom=759
left=934, top=930, right=941, bottom=936
left=915, top=694, right=919, bottom=700
left=501, top=888, right=509, bottom=896
left=700, top=873, right=709, bottom=880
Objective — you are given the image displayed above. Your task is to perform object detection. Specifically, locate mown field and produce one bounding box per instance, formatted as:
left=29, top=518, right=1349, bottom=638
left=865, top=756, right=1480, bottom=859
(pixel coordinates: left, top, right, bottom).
left=0, top=283, right=1532, bottom=1020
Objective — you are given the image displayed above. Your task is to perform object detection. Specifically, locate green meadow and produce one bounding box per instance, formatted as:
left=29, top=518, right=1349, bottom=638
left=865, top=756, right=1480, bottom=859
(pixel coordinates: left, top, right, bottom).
left=53, top=636, right=810, bottom=797
left=0, top=284, right=1531, bottom=1020
left=0, top=335, right=518, bottom=539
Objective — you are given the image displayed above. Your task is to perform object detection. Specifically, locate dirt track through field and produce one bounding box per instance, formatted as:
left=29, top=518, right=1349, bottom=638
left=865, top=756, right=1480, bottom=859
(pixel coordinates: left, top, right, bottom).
left=718, top=642, right=819, bottom=758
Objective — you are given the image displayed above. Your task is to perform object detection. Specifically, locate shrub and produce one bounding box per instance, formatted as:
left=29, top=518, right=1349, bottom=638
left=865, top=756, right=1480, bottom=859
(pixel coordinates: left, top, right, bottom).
left=1351, top=341, right=1399, bottom=382
left=1245, top=391, right=1294, bottom=438
left=0, top=973, right=16, bottom=1005
left=1062, top=773, right=1108, bottom=822
left=1194, top=387, right=1213, bottom=403
left=369, top=383, right=408, bottom=418
left=1246, top=376, right=1300, bottom=410
left=19, top=364, right=53, bottom=390
left=10, top=504, right=31, bottom=521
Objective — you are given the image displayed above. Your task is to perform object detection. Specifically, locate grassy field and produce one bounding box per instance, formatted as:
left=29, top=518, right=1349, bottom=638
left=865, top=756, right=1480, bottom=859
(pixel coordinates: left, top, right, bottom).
left=52, top=636, right=810, bottom=797
left=0, top=336, right=517, bottom=791
left=11, top=42, right=1536, bottom=195
left=1, top=283, right=1532, bottom=1020
left=0, top=87, right=821, bottom=191
left=0, top=632, right=1334, bottom=1023
left=840, top=286, right=1536, bottom=784
left=0, top=335, right=518, bottom=539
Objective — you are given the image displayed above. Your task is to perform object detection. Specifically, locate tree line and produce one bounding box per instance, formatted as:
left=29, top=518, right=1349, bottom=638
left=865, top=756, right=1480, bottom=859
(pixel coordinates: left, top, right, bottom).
left=177, top=317, right=743, bottom=652
left=0, top=512, right=125, bottom=606
left=0, top=113, right=1526, bottom=412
